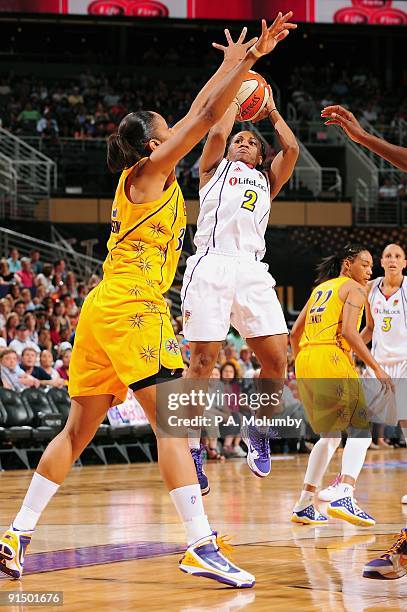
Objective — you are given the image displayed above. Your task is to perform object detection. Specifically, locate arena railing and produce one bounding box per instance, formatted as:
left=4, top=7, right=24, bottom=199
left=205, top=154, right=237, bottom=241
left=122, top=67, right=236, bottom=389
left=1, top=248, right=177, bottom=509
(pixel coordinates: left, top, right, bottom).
left=0, top=226, right=103, bottom=282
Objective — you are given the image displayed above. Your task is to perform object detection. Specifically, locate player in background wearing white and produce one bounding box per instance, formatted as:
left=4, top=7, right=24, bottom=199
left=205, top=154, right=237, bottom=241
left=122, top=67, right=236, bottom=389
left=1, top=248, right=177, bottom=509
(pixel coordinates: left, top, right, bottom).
left=182, top=47, right=299, bottom=485
left=362, top=244, right=407, bottom=579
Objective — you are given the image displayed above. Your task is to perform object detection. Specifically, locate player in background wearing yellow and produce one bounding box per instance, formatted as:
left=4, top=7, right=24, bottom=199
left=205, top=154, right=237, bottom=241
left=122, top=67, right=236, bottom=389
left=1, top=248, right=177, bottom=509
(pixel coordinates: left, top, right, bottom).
left=0, top=14, right=296, bottom=589
left=362, top=243, right=407, bottom=579
left=183, top=81, right=298, bottom=486
left=290, top=245, right=393, bottom=527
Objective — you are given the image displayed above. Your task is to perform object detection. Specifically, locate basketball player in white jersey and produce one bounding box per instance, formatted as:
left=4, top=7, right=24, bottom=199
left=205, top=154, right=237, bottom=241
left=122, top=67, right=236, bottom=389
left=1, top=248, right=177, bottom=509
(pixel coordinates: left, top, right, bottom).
left=363, top=243, right=407, bottom=461
left=182, top=83, right=299, bottom=485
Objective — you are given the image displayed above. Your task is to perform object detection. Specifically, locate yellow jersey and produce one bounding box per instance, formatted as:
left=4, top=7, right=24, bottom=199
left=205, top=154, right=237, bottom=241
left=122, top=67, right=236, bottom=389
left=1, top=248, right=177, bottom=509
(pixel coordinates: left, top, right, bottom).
left=103, top=161, right=187, bottom=294
left=299, top=276, right=363, bottom=353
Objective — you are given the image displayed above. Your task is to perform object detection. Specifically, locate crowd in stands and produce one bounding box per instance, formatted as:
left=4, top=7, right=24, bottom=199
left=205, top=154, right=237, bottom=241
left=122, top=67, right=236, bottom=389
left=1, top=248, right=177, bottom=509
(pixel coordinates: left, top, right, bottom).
left=0, top=247, right=100, bottom=393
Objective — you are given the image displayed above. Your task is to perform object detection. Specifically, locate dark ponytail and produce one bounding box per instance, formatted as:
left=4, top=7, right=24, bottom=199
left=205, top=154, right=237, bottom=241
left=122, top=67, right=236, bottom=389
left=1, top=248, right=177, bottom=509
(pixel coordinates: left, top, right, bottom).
left=107, top=111, right=156, bottom=173
left=315, top=243, right=367, bottom=284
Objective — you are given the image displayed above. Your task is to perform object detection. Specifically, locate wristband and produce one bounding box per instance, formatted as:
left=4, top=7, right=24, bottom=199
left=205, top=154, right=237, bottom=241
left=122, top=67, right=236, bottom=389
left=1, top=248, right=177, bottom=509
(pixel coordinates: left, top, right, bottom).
left=268, top=108, right=277, bottom=118
left=249, top=45, right=263, bottom=59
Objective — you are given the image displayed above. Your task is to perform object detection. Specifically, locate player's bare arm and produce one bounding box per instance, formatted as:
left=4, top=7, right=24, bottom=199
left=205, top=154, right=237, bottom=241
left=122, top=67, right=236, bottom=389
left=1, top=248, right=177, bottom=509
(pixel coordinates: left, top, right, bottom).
left=321, top=104, right=407, bottom=172
left=253, top=86, right=299, bottom=200
left=290, top=300, right=309, bottom=359
left=360, top=280, right=375, bottom=344
left=341, top=284, right=393, bottom=391
left=199, top=101, right=239, bottom=186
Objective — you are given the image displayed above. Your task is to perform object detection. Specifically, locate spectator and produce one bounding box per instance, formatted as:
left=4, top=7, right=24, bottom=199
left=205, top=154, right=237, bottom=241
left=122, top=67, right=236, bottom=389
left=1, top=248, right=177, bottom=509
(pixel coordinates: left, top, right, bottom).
left=40, top=349, right=65, bottom=386
left=15, top=258, right=35, bottom=289
left=21, top=347, right=52, bottom=386
left=0, top=298, right=11, bottom=333
left=21, top=288, right=35, bottom=312
left=0, top=348, right=38, bottom=391
left=30, top=250, right=43, bottom=274
left=13, top=300, right=26, bottom=319
left=23, top=312, right=38, bottom=344
left=36, top=264, right=54, bottom=293
left=38, top=328, right=53, bottom=352
left=56, top=348, right=71, bottom=381
left=9, top=324, right=40, bottom=358
left=0, top=260, right=15, bottom=284
left=238, top=345, right=255, bottom=378
left=7, top=248, right=21, bottom=274
left=5, top=313, right=19, bottom=343
left=219, top=361, right=246, bottom=458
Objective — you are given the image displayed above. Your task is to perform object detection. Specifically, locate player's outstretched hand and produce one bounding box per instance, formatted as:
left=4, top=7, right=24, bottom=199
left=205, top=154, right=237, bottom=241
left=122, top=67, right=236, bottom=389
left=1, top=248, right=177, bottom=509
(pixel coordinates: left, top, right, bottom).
left=212, top=26, right=259, bottom=65
left=374, top=365, right=395, bottom=393
left=321, top=105, right=366, bottom=144
left=251, top=12, right=297, bottom=58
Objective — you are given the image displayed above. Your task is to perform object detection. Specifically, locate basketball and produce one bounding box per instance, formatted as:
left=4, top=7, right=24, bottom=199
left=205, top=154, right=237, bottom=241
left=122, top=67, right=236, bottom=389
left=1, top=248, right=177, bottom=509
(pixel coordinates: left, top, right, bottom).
left=235, top=70, right=270, bottom=121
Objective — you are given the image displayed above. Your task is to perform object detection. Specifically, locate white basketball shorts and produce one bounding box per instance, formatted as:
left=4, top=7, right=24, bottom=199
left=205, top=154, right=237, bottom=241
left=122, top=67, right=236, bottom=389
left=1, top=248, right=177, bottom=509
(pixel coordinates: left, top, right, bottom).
left=181, top=251, right=288, bottom=342
left=363, top=360, right=407, bottom=425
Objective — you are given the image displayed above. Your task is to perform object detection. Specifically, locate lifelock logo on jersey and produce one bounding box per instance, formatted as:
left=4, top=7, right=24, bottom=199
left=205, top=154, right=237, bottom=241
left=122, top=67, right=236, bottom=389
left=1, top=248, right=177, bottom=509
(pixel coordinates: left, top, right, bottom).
left=229, top=176, right=267, bottom=191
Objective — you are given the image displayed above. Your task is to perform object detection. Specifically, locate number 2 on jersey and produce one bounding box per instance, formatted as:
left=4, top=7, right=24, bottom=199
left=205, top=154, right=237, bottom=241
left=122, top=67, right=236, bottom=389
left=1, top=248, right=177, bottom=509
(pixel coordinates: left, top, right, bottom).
left=309, top=289, right=333, bottom=314
left=381, top=316, right=392, bottom=332
left=241, top=189, right=258, bottom=212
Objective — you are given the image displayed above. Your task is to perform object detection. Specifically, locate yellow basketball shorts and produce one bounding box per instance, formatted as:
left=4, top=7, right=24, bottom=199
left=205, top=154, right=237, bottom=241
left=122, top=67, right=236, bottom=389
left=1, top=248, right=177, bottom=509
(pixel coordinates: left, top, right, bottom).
left=295, top=345, right=368, bottom=434
left=69, top=277, right=183, bottom=404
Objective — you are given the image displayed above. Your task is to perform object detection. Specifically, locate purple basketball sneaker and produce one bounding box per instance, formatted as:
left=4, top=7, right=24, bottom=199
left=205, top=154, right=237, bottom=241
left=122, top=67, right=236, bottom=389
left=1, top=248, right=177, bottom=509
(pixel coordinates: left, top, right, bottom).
left=241, top=425, right=271, bottom=478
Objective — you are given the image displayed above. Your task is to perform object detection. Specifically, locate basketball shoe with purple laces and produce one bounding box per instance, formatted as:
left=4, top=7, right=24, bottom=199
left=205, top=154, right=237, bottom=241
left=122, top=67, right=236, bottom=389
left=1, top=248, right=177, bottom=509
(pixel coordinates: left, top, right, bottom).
left=241, top=425, right=271, bottom=478
left=179, top=532, right=255, bottom=588
left=190, top=444, right=210, bottom=495
left=363, top=529, right=407, bottom=579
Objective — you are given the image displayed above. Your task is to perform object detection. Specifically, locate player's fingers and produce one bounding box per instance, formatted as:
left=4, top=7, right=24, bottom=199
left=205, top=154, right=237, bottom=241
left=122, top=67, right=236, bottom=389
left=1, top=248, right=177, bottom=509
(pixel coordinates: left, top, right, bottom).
left=269, top=12, right=283, bottom=33
left=212, top=43, right=226, bottom=51
left=321, top=105, right=342, bottom=114
left=261, top=18, right=268, bottom=36
left=243, top=36, right=258, bottom=49
left=237, top=26, right=247, bottom=43
left=281, top=11, right=293, bottom=22
left=224, top=29, right=233, bottom=44
left=284, top=22, right=298, bottom=30
left=324, top=120, right=341, bottom=126
left=275, top=29, right=289, bottom=42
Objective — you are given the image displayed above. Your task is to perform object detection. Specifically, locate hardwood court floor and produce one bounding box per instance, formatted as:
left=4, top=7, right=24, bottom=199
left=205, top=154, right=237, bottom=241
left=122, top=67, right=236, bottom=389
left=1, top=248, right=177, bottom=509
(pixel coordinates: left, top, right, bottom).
left=1, top=449, right=407, bottom=611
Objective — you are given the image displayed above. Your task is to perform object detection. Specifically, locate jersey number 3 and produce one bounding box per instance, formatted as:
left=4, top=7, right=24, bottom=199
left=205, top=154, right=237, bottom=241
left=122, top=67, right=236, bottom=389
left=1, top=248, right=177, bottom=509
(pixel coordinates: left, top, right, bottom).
left=381, top=316, right=392, bottom=332
left=241, top=189, right=258, bottom=212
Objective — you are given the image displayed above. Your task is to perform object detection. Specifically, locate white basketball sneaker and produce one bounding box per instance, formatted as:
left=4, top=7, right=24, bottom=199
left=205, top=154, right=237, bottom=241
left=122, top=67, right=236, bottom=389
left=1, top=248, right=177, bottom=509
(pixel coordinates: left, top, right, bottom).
left=318, top=474, right=341, bottom=502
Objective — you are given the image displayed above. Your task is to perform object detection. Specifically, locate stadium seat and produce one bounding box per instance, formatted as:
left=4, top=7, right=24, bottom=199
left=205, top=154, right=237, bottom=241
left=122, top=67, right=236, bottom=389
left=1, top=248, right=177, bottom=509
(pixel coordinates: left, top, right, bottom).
left=47, top=387, right=71, bottom=422
left=21, top=388, right=63, bottom=441
left=0, top=388, right=34, bottom=469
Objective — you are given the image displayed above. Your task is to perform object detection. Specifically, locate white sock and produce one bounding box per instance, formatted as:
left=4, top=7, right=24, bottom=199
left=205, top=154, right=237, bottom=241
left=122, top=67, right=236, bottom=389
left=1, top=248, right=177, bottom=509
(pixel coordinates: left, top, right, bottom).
left=341, top=435, right=371, bottom=481
left=297, top=490, right=314, bottom=508
left=170, top=484, right=212, bottom=545
left=188, top=429, right=201, bottom=450
left=303, top=436, right=341, bottom=487
left=401, top=427, right=407, bottom=445
left=13, top=473, right=59, bottom=531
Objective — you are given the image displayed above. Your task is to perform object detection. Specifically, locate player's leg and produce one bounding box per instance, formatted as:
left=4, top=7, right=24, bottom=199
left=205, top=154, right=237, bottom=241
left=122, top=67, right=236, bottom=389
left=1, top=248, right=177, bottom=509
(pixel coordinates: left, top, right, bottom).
left=186, top=340, right=223, bottom=494
left=0, top=395, right=112, bottom=579
left=291, top=435, right=340, bottom=525
left=134, top=383, right=255, bottom=588
left=241, top=334, right=287, bottom=478
left=327, top=427, right=375, bottom=527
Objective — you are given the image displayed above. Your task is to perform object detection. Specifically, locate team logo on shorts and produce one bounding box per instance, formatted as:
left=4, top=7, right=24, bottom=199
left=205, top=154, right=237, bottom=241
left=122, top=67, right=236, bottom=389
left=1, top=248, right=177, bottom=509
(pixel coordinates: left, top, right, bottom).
left=184, top=310, right=191, bottom=324
left=165, top=338, right=180, bottom=355
left=191, top=495, right=197, bottom=505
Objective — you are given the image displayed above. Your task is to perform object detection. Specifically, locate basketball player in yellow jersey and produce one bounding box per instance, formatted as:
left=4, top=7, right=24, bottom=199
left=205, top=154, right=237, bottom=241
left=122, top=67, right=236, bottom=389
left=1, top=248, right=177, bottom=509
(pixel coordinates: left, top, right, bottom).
left=0, top=14, right=298, bottom=588
left=290, top=244, right=393, bottom=528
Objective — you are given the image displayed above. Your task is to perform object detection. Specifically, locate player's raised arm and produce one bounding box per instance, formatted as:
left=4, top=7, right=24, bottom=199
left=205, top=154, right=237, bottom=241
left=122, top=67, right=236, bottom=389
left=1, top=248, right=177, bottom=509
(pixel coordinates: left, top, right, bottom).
left=199, top=101, right=239, bottom=183
left=321, top=104, right=407, bottom=172
left=144, top=14, right=297, bottom=179
left=253, top=86, right=299, bottom=201
left=341, top=284, right=393, bottom=391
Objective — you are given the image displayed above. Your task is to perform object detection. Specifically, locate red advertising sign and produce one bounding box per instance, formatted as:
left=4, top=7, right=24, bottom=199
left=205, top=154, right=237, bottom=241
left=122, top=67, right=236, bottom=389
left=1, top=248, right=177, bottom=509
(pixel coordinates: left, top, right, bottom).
left=1, top=0, right=406, bottom=25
